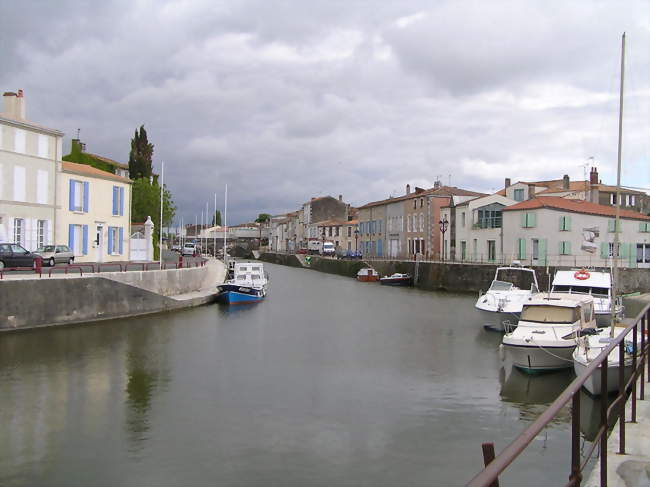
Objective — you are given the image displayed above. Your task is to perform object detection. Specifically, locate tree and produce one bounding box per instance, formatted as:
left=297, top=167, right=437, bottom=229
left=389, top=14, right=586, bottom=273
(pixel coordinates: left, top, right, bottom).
left=211, top=210, right=222, bottom=226
left=128, top=125, right=154, bottom=179
left=131, top=178, right=176, bottom=260
left=255, top=213, right=271, bottom=244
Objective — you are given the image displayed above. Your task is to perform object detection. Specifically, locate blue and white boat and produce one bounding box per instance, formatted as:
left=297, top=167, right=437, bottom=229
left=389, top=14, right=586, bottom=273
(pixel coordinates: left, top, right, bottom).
left=217, top=262, right=269, bottom=304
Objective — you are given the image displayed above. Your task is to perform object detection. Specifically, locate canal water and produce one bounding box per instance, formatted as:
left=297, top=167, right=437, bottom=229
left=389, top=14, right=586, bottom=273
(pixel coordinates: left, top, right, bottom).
left=1, top=263, right=601, bottom=486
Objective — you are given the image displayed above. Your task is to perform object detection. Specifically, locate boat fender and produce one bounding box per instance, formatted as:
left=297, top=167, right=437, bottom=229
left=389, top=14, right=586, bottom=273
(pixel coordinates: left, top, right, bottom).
left=498, top=344, right=505, bottom=361
left=574, top=269, right=590, bottom=280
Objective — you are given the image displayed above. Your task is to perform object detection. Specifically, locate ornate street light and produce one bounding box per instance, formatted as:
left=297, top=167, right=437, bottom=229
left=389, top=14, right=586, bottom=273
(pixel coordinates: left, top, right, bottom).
left=439, top=216, right=449, bottom=261
left=354, top=228, right=359, bottom=253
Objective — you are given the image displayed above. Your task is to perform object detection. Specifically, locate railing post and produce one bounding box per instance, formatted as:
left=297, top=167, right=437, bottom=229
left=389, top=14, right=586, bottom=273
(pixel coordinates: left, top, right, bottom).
left=571, top=392, right=582, bottom=486
left=619, top=341, right=626, bottom=454
left=600, top=358, right=608, bottom=487
left=632, top=325, right=638, bottom=423
left=481, top=442, right=499, bottom=487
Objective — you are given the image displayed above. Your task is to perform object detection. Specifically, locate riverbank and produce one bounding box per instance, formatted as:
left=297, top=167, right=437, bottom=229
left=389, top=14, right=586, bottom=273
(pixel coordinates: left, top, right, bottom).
left=0, top=258, right=226, bottom=332
left=258, top=252, right=650, bottom=294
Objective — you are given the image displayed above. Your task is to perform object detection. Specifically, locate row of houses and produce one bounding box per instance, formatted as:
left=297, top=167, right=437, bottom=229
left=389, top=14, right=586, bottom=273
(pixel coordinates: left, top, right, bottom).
left=263, top=171, right=650, bottom=268
left=0, top=90, right=133, bottom=262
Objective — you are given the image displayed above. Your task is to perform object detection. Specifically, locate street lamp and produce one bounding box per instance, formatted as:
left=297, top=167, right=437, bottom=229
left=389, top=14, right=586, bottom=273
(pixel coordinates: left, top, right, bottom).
left=354, top=228, right=359, bottom=253
left=439, top=216, right=449, bottom=261
left=321, top=227, right=326, bottom=254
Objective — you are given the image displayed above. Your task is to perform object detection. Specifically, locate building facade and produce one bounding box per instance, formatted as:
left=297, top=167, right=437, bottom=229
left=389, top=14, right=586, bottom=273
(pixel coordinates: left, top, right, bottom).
left=56, top=162, right=131, bottom=262
left=0, top=91, right=63, bottom=250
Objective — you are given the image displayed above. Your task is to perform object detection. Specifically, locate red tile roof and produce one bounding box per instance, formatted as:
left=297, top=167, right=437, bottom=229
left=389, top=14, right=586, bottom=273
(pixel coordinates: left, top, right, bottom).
left=502, top=196, right=650, bottom=220
left=358, top=186, right=485, bottom=209
left=62, top=161, right=132, bottom=183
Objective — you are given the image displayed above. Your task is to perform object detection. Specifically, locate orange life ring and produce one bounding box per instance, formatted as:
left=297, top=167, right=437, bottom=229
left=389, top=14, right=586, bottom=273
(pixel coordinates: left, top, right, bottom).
left=574, top=269, right=590, bottom=280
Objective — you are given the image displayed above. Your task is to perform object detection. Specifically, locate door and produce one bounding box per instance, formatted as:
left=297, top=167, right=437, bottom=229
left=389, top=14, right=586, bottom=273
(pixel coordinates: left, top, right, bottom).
left=95, top=225, right=104, bottom=262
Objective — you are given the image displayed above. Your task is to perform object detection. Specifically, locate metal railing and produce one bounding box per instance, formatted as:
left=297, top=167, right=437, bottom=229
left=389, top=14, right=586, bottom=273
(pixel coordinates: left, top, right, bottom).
left=467, top=304, right=649, bottom=487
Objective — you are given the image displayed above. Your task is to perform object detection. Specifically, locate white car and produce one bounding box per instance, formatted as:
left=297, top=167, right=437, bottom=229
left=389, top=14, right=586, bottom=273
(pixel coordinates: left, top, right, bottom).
left=182, top=243, right=196, bottom=256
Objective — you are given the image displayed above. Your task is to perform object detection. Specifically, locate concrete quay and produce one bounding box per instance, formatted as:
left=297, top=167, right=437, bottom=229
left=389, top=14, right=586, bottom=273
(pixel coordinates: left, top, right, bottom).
left=0, top=257, right=226, bottom=331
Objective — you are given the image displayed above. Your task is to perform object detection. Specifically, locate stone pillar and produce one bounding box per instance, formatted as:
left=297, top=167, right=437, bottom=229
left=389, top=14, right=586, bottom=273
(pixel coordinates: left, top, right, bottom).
left=144, top=216, right=154, bottom=261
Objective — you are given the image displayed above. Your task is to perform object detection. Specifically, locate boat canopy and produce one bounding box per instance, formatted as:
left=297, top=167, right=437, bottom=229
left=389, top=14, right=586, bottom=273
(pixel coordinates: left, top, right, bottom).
left=552, top=270, right=611, bottom=289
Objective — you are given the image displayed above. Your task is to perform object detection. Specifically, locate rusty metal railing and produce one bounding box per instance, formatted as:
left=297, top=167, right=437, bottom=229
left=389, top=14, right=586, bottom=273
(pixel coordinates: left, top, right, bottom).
left=467, top=303, right=649, bottom=487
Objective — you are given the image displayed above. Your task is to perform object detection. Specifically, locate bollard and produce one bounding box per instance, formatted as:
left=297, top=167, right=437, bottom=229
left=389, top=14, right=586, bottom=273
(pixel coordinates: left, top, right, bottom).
left=34, top=255, right=42, bottom=275
left=178, top=254, right=184, bottom=268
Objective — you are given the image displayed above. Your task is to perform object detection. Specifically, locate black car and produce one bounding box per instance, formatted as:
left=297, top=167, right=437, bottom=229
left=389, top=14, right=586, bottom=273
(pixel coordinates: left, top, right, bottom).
left=0, top=243, right=37, bottom=269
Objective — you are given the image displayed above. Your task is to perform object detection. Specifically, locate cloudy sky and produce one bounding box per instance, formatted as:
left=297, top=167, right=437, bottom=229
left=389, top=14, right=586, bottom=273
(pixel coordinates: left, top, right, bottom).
left=2, top=0, right=649, bottom=224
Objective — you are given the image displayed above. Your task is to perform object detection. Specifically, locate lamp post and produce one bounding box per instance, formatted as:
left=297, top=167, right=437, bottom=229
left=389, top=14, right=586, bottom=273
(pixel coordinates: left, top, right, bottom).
left=354, top=228, right=359, bottom=253
left=439, top=216, right=449, bottom=261
left=321, top=227, right=325, bottom=255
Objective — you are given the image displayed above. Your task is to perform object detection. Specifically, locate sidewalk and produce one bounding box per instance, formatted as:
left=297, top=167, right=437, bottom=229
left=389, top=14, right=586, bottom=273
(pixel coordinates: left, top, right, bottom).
left=585, top=390, right=650, bottom=486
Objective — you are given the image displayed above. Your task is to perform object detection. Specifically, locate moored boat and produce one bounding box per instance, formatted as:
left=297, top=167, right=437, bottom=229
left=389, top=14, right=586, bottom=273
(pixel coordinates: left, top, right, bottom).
left=357, top=267, right=380, bottom=282
left=217, top=262, right=269, bottom=304
left=502, top=293, right=596, bottom=373
left=379, top=273, right=412, bottom=286
left=475, top=265, right=539, bottom=331
left=573, top=324, right=635, bottom=395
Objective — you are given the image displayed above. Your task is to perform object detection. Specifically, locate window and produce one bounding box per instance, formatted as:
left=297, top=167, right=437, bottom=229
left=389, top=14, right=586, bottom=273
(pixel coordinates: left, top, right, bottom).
left=461, top=212, right=466, bottom=227
left=13, top=218, right=24, bottom=245
left=514, top=188, right=524, bottom=201
left=37, top=220, right=47, bottom=248
left=522, top=212, right=536, bottom=228
left=407, top=215, right=411, bottom=232
left=112, top=186, right=124, bottom=216
left=419, top=213, right=424, bottom=232
left=640, top=222, right=650, bottom=233
left=608, top=242, right=621, bottom=257
left=630, top=195, right=636, bottom=206
left=69, top=180, right=89, bottom=212
left=13, top=166, right=26, bottom=202
left=37, top=170, right=48, bottom=204
left=637, top=243, right=650, bottom=264
left=559, top=215, right=571, bottom=231
left=608, top=219, right=621, bottom=233
left=532, top=239, right=539, bottom=260
left=609, top=194, right=616, bottom=205
left=477, top=204, right=504, bottom=229
left=38, top=134, right=49, bottom=158
left=420, top=198, right=424, bottom=208
left=347, top=226, right=351, bottom=237
left=487, top=240, right=496, bottom=261
left=460, top=241, right=467, bottom=260
left=559, top=241, right=571, bottom=255
left=108, top=226, right=124, bottom=255
left=413, top=200, right=417, bottom=209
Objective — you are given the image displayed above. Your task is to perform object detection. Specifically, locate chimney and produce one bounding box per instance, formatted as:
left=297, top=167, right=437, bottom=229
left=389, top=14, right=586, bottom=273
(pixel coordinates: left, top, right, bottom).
left=338, top=194, right=342, bottom=201
left=433, top=181, right=441, bottom=190
left=562, top=174, right=570, bottom=190
left=527, top=184, right=536, bottom=200
left=505, top=178, right=511, bottom=188
left=406, top=184, right=411, bottom=195
left=590, top=167, right=599, bottom=185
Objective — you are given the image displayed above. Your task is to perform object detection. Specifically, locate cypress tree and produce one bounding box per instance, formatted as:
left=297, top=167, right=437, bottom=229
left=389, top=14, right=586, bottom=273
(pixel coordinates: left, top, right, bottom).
left=128, top=125, right=154, bottom=179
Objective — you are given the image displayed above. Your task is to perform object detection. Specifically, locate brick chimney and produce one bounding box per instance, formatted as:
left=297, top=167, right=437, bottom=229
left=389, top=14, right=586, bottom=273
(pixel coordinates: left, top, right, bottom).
left=406, top=184, right=411, bottom=195
left=563, top=174, right=570, bottom=190
left=338, top=194, right=342, bottom=201
left=527, top=184, right=536, bottom=199
left=589, top=167, right=599, bottom=185
left=2, top=90, right=26, bottom=119
left=433, top=181, right=441, bottom=189
left=505, top=178, right=511, bottom=188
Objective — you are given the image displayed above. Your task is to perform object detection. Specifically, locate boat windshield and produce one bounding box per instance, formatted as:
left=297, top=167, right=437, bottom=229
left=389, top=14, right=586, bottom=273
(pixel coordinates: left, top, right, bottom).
left=520, top=305, right=579, bottom=324
left=235, top=274, right=249, bottom=280
left=551, top=285, right=609, bottom=297
left=489, top=280, right=514, bottom=291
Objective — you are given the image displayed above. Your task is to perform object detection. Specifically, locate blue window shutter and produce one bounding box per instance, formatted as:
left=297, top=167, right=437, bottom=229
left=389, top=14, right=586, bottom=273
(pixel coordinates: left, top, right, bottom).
left=69, top=180, right=75, bottom=211
left=119, top=187, right=124, bottom=216
left=118, top=227, right=124, bottom=254
left=82, top=225, right=88, bottom=255
left=112, top=187, right=118, bottom=215
left=83, top=182, right=89, bottom=212
left=69, top=224, right=75, bottom=250
left=108, top=227, right=113, bottom=254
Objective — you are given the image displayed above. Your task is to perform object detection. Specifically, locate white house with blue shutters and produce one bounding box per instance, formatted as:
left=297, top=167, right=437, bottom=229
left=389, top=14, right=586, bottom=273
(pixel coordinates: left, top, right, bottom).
left=56, top=161, right=131, bottom=263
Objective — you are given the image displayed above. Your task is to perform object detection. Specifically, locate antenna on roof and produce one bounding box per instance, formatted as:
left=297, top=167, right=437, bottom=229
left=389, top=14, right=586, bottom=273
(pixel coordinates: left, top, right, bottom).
left=583, top=156, right=594, bottom=201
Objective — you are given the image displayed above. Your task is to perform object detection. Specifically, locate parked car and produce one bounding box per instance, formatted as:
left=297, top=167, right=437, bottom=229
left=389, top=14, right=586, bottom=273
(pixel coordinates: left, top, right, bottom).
left=321, top=242, right=336, bottom=256
left=33, top=245, right=74, bottom=266
left=182, top=242, right=196, bottom=256
left=170, top=244, right=181, bottom=253
left=340, top=250, right=362, bottom=259
left=0, top=243, right=37, bottom=269
left=297, top=248, right=308, bottom=254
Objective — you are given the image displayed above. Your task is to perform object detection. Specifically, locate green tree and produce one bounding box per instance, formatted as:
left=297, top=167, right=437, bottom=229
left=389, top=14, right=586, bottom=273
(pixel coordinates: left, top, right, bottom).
left=255, top=213, right=271, bottom=244
left=128, top=125, right=154, bottom=179
left=211, top=210, right=222, bottom=226
left=131, top=178, right=176, bottom=260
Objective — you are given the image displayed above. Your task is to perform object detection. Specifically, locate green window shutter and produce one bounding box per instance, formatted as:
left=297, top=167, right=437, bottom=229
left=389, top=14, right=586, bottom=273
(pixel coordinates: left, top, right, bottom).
left=608, top=220, right=615, bottom=232
left=620, top=242, right=629, bottom=259
left=518, top=238, right=526, bottom=259
left=559, top=216, right=564, bottom=231
left=538, top=238, right=547, bottom=265
left=565, top=241, right=571, bottom=255
left=529, top=213, right=536, bottom=228
left=565, top=215, right=571, bottom=231
left=600, top=242, right=609, bottom=259
left=521, top=213, right=527, bottom=228
left=629, top=243, right=637, bottom=267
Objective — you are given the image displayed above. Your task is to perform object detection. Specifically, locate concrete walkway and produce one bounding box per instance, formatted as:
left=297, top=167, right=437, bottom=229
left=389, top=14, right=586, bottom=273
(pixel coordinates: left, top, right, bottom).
left=585, top=392, right=650, bottom=487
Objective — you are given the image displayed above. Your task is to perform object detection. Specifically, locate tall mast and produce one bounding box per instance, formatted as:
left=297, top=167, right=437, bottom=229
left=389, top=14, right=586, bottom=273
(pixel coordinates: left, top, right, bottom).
left=223, top=184, right=228, bottom=263
left=610, top=32, right=625, bottom=336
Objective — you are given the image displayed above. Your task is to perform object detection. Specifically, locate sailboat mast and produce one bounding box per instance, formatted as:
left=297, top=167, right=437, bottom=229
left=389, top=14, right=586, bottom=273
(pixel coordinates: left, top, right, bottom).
left=223, top=184, right=228, bottom=263
left=611, top=32, right=625, bottom=335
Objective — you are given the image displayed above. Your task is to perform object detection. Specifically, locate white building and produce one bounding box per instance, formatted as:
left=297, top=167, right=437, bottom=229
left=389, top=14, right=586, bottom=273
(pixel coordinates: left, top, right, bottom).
left=56, top=161, right=132, bottom=262
left=0, top=90, right=63, bottom=249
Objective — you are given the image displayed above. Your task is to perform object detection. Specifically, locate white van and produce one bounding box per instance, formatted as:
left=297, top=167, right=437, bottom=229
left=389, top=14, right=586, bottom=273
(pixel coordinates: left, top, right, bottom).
left=321, top=242, right=336, bottom=256
left=182, top=242, right=196, bottom=256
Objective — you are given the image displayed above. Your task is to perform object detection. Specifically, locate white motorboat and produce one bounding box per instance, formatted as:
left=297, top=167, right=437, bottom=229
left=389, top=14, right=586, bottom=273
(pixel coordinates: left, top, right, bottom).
left=551, top=269, right=623, bottom=326
left=475, top=266, right=539, bottom=331
left=217, top=262, right=269, bottom=304
left=502, top=293, right=597, bottom=373
left=573, top=324, right=635, bottom=396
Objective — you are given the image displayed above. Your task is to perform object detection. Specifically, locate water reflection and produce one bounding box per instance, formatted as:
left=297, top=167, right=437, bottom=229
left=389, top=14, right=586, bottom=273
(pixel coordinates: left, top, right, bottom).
left=499, top=365, right=574, bottom=425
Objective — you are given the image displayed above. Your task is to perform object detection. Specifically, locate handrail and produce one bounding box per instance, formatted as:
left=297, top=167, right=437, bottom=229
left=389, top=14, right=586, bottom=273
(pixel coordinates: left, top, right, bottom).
left=467, top=303, right=649, bottom=487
